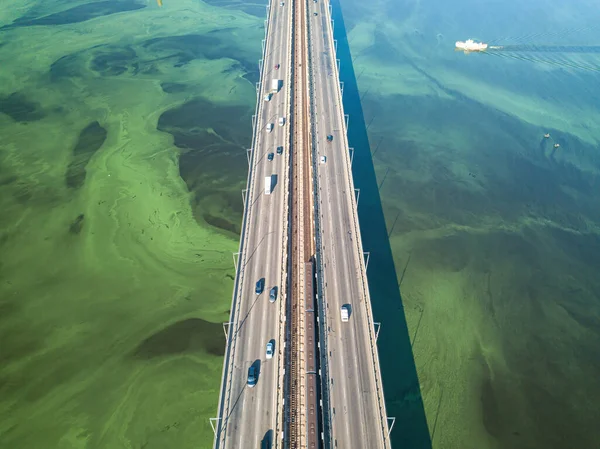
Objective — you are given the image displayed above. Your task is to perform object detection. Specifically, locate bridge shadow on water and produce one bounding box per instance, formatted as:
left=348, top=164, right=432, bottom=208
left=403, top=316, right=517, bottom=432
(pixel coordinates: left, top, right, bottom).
left=330, top=1, right=433, bottom=447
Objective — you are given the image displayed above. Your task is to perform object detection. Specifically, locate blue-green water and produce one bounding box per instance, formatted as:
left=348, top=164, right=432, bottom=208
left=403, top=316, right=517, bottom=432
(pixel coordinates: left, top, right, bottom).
left=335, top=0, right=600, bottom=448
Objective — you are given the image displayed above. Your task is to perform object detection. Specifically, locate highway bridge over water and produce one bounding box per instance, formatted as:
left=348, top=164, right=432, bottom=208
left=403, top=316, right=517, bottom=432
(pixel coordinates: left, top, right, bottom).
left=212, top=0, right=393, bottom=447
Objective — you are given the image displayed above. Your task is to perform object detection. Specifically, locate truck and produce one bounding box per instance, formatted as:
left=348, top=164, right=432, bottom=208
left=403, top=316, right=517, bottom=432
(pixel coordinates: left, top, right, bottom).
left=341, top=305, right=349, bottom=322
left=265, top=175, right=273, bottom=195
left=270, top=79, right=281, bottom=93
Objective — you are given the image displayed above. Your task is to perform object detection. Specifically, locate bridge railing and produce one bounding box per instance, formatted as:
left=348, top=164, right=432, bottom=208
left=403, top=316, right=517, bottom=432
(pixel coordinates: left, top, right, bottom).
left=321, top=0, right=392, bottom=447
left=212, top=2, right=275, bottom=448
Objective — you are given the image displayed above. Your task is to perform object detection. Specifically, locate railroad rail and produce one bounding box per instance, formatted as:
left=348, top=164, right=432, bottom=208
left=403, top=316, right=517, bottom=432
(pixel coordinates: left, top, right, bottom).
left=285, top=0, right=320, bottom=448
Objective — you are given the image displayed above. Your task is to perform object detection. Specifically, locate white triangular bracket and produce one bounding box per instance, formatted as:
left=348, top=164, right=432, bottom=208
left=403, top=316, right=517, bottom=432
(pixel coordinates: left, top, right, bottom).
left=374, top=321, right=381, bottom=340
left=336, top=58, right=340, bottom=74
left=252, top=114, right=256, bottom=130
left=223, top=321, right=233, bottom=338
left=255, top=82, right=260, bottom=93
left=262, top=39, right=265, bottom=53
left=363, top=251, right=370, bottom=270
left=387, top=417, right=396, bottom=435
left=329, top=4, right=332, bottom=16
left=331, top=19, right=334, bottom=33
left=334, top=39, right=338, bottom=55
left=345, top=114, right=349, bottom=131
left=259, top=59, right=263, bottom=74
left=354, top=188, right=360, bottom=205
left=349, top=147, right=354, bottom=165
left=233, top=252, right=240, bottom=270
left=340, top=81, right=344, bottom=98
left=210, top=417, right=220, bottom=435
left=242, top=189, right=247, bottom=207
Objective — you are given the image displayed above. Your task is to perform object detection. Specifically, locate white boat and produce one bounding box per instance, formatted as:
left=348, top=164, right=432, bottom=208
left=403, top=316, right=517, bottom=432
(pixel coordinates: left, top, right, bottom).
left=455, top=39, right=488, bottom=53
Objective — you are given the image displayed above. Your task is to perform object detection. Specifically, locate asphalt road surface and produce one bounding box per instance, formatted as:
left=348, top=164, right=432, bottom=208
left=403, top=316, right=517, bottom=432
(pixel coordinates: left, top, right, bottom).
left=215, top=1, right=292, bottom=448
left=309, top=0, right=391, bottom=448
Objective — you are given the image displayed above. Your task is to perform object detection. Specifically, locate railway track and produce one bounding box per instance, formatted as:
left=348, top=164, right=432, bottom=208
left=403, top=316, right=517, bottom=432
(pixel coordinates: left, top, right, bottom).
left=287, top=0, right=318, bottom=448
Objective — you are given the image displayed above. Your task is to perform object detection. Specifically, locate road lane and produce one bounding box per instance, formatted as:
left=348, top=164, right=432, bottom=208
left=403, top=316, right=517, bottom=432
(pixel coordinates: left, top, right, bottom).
left=216, top=0, right=292, bottom=448
left=308, top=0, right=391, bottom=447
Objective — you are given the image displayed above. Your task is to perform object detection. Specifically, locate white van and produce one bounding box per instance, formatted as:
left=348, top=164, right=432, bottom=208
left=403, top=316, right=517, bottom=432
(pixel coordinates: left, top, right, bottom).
left=278, top=117, right=285, bottom=126
left=266, top=123, right=274, bottom=133
left=341, top=305, right=349, bottom=322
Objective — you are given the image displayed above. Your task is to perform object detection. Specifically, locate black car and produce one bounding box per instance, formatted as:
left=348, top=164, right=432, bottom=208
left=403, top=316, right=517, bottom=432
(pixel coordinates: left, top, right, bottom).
left=247, top=365, right=257, bottom=387
left=255, top=278, right=264, bottom=295
left=326, top=134, right=333, bottom=142
left=276, top=146, right=283, bottom=155
left=267, top=152, right=274, bottom=161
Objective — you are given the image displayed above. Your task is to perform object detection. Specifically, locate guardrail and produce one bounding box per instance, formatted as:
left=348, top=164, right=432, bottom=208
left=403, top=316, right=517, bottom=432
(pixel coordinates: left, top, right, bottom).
left=321, top=0, right=392, bottom=447
left=212, top=2, right=275, bottom=448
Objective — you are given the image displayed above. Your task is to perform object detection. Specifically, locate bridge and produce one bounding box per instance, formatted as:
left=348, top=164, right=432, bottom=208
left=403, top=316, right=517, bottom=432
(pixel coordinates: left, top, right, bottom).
left=212, top=1, right=392, bottom=448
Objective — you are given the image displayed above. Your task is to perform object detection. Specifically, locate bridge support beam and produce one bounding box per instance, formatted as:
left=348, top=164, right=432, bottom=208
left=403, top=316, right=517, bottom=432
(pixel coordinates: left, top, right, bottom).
left=209, top=417, right=220, bottom=435
left=223, top=321, right=233, bottom=339
left=345, top=113, right=349, bottom=131
left=354, top=188, right=360, bottom=205
left=349, top=147, right=354, bottom=166
left=242, top=189, right=247, bottom=207
left=363, top=251, right=370, bottom=270
left=336, top=58, right=340, bottom=74
left=262, top=38, right=265, bottom=53
left=246, top=148, right=252, bottom=165
left=387, top=417, right=396, bottom=435
left=252, top=114, right=257, bottom=130
left=334, top=39, right=338, bottom=55
left=259, top=59, right=263, bottom=75
left=233, top=252, right=240, bottom=270
left=374, top=322, right=381, bottom=341
left=340, top=81, right=344, bottom=98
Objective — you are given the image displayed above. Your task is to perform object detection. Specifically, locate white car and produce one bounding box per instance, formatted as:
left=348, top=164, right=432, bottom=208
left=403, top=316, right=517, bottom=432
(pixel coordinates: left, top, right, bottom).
left=264, top=93, right=272, bottom=102
left=279, top=117, right=285, bottom=126
left=266, top=123, right=273, bottom=133
left=320, top=155, right=326, bottom=164
left=266, top=341, right=274, bottom=359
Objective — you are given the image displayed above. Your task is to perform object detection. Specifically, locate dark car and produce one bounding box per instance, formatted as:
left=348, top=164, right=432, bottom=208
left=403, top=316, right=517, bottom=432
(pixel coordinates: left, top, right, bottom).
left=269, top=286, right=278, bottom=303
left=267, top=152, right=274, bottom=161
left=313, top=12, right=318, bottom=16
left=326, top=134, right=333, bottom=142
left=256, top=278, right=264, bottom=295
left=277, top=146, right=283, bottom=155
left=247, top=365, right=257, bottom=387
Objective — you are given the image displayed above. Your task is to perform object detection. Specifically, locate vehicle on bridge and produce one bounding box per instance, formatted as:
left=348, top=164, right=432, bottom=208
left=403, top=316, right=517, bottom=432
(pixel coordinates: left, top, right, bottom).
left=268, top=152, right=274, bottom=162
left=266, top=123, right=273, bottom=133
left=270, top=79, right=281, bottom=93
left=256, top=278, right=265, bottom=294
left=265, top=176, right=273, bottom=195
left=264, top=93, right=272, bottom=102
left=320, top=155, right=327, bottom=164
left=341, top=304, right=350, bottom=322
left=266, top=341, right=274, bottom=359
left=278, top=117, right=285, bottom=126
left=269, top=286, right=278, bottom=303
left=275, top=63, right=280, bottom=70
left=326, top=134, right=333, bottom=142
left=247, top=364, right=258, bottom=387
left=277, top=146, right=283, bottom=155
